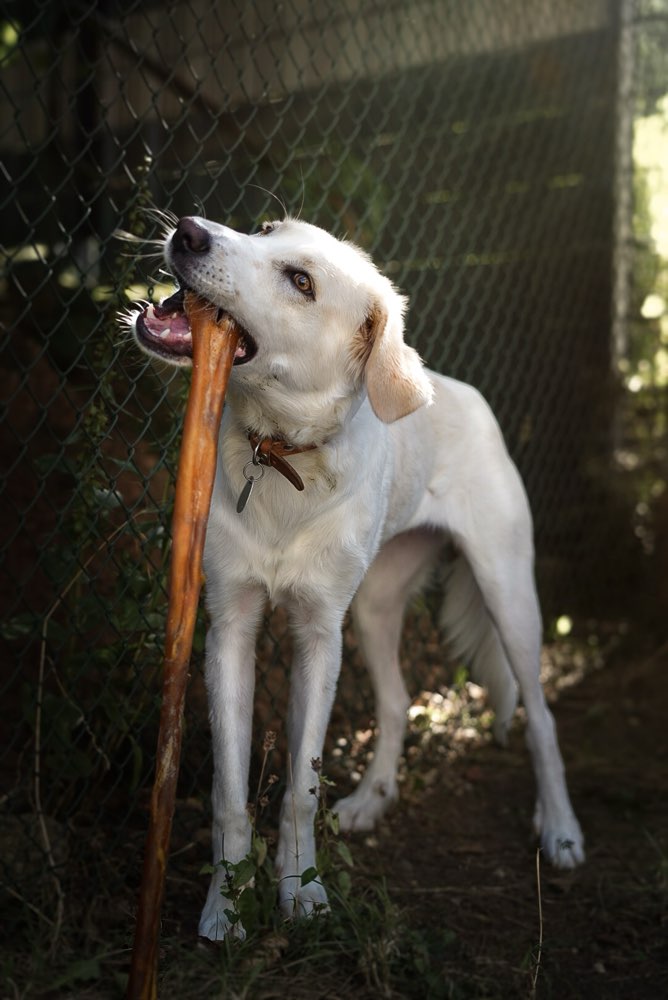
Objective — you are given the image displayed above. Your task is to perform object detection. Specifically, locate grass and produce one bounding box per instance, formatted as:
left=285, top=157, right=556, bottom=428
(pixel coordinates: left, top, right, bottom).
left=0, top=685, right=548, bottom=999
left=111, top=741, right=472, bottom=1000
left=155, top=877, right=463, bottom=1000
left=160, top=748, right=449, bottom=999
left=141, top=741, right=494, bottom=1000
left=6, top=630, right=666, bottom=999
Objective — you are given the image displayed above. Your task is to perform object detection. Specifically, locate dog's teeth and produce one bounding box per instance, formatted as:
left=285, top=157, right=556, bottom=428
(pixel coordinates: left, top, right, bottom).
left=159, top=327, right=171, bottom=339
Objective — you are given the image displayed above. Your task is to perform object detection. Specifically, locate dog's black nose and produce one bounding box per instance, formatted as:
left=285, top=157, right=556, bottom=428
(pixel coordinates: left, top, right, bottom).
left=172, top=217, right=211, bottom=254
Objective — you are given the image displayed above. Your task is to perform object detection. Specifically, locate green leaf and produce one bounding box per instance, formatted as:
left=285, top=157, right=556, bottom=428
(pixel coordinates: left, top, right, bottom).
left=47, top=746, right=93, bottom=779
left=300, top=866, right=319, bottom=887
left=93, top=486, right=124, bottom=510
left=52, top=957, right=101, bottom=988
left=230, top=857, right=256, bottom=889
left=325, top=810, right=340, bottom=835
left=33, top=453, right=64, bottom=477
left=337, top=869, right=352, bottom=897
left=236, top=885, right=259, bottom=932
left=0, top=614, right=38, bottom=640
left=336, top=841, right=354, bottom=868
left=253, top=834, right=268, bottom=869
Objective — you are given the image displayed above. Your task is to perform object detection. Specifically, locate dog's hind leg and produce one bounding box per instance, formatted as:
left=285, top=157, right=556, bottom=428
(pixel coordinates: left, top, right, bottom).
left=450, top=478, right=584, bottom=869
left=439, top=552, right=518, bottom=745
left=199, top=582, right=266, bottom=941
left=335, top=528, right=441, bottom=832
left=469, top=551, right=583, bottom=867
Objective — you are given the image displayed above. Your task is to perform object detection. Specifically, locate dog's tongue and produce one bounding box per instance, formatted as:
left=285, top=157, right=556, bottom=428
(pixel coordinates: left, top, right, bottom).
left=142, top=303, right=192, bottom=352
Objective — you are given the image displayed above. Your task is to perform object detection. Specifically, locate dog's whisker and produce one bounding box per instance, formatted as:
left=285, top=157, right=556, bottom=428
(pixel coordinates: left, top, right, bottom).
left=116, top=207, right=178, bottom=249
left=249, top=183, right=288, bottom=221
left=114, top=231, right=166, bottom=252
left=117, top=252, right=165, bottom=266
left=114, top=229, right=148, bottom=244
left=137, top=203, right=179, bottom=226
left=192, top=196, right=207, bottom=220
left=143, top=205, right=179, bottom=226
left=296, top=168, right=305, bottom=223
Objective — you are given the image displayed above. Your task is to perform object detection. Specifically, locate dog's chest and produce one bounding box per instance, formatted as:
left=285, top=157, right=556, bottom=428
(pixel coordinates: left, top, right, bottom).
left=206, top=441, right=390, bottom=603
left=207, top=493, right=378, bottom=604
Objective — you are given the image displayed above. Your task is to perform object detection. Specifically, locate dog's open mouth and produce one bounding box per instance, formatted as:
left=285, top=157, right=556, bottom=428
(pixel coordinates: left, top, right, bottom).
left=135, top=287, right=257, bottom=364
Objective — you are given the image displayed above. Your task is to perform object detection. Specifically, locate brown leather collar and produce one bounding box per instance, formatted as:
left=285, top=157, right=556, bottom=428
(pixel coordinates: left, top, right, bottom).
left=247, top=432, right=317, bottom=491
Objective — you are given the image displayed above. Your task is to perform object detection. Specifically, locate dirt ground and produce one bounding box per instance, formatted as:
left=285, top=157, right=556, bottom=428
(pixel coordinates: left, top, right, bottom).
left=353, top=638, right=668, bottom=998
left=3, top=616, right=666, bottom=998
left=139, top=632, right=668, bottom=1000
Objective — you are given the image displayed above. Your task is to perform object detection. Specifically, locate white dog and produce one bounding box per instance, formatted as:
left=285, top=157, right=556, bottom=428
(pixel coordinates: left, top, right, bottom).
left=131, top=215, right=584, bottom=941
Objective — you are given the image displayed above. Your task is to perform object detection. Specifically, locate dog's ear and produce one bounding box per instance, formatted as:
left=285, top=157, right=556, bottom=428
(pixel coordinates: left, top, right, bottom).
left=354, top=294, right=434, bottom=423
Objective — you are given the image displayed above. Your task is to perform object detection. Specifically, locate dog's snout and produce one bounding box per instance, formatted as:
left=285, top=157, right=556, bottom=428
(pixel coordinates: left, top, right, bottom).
left=172, top=217, right=211, bottom=255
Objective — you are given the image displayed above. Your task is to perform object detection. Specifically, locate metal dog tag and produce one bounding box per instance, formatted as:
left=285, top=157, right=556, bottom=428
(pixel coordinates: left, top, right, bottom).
left=236, top=477, right=255, bottom=513
left=236, top=462, right=264, bottom=513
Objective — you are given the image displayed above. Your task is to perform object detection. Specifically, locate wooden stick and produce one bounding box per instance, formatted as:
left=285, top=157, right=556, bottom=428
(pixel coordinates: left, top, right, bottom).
left=127, top=296, right=240, bottom=1000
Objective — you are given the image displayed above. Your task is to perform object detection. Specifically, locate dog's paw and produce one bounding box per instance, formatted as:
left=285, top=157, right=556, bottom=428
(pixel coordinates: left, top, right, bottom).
left=492, top=715, right=512, bottom=747
left=533, top=802, right=585, bottom=869
left=334, top=778, right=398, bottom=832
left=539, top=826, right=585, bottom=869
left=198, top=870, right=249, bottom=942
left=278, top=872, right=330, bottom=921
left=198, top=901, right=246, bottom=943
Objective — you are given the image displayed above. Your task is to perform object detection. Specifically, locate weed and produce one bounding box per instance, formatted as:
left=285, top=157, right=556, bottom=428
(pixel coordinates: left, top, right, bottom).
left=200, top=832, right=277, bottom=938
left=529, top=848, right=544, bottom=998
left=189, top=743, right=461, bottom=1000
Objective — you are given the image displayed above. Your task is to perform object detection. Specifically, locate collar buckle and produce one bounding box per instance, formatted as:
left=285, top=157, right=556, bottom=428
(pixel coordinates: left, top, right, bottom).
left=247, top=433, right=317, bottom=492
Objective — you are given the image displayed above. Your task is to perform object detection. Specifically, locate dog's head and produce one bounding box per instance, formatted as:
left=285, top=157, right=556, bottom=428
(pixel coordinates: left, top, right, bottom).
left=132, top=216, right=433, bottom=423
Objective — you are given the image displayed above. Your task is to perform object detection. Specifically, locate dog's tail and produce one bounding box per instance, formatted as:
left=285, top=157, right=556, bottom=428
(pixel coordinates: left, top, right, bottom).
left=439, top=553, right=518, bottom=744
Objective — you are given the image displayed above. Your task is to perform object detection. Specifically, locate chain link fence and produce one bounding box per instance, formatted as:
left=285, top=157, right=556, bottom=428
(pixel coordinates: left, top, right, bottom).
left=1, top=0, right=666, bottom=988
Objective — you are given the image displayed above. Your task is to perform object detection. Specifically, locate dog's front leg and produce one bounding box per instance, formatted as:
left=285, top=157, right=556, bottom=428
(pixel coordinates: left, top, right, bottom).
left=276, top=602, right=344, bottom=921
left=199, top=583, right=265, bottom=942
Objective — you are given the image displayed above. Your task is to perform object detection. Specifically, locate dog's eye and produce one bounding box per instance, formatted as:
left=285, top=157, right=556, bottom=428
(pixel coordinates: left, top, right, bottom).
left=290, top=271, right=314, bottom=297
